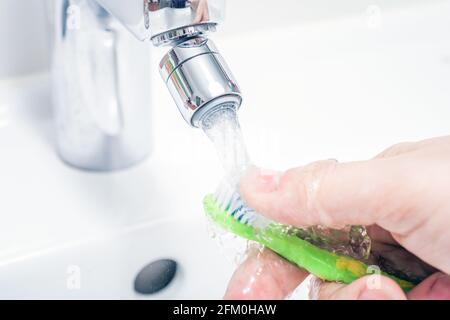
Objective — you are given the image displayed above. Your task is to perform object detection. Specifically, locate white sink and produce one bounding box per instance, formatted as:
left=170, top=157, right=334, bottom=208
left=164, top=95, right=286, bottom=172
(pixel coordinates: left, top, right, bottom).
left=0, top=1, right=449, bottom=299
left=0, top=218, right=234, bottom=299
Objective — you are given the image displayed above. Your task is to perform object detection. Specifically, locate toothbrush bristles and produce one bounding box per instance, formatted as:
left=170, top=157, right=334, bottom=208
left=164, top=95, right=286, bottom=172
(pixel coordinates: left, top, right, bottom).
left=213, top=181, right=261, bottom=226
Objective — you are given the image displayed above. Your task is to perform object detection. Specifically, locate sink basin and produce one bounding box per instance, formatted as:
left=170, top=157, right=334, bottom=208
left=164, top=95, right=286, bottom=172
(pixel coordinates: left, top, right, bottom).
left=0, top=0, right=449, bottom=300
left=0, top=218, right=235, bottom=299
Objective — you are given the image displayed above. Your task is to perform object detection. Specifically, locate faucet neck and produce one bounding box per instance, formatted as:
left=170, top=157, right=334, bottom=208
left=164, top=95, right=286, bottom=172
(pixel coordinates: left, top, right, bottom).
left=94, top=0, right=225, bottom=45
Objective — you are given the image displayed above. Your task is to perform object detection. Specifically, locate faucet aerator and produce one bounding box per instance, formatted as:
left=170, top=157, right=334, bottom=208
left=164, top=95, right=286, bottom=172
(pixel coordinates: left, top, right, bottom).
left=159, top=37, right=242, bottom=127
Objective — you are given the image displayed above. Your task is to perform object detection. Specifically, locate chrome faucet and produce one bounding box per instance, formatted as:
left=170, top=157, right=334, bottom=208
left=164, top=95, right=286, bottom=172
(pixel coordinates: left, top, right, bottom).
left=49, top=0, right=241, bottom=171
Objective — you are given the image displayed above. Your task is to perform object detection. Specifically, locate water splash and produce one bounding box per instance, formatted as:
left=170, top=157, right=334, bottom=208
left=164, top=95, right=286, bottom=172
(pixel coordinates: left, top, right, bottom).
left=200, top=106, right=372, bottom=275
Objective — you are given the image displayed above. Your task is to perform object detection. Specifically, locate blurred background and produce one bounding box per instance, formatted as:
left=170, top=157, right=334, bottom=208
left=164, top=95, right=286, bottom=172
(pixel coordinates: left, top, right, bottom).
left=0, top=1, right=49, bottom=78
left=0, top=0, right=439, bottom=79
left=0, top=0, right=449, bottom=299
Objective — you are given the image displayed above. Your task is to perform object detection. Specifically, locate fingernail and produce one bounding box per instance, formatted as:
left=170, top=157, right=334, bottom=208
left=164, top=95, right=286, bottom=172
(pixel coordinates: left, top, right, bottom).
left=251, top=167, right=282, bottom=193
left=308, top=276, right=323, bottom=300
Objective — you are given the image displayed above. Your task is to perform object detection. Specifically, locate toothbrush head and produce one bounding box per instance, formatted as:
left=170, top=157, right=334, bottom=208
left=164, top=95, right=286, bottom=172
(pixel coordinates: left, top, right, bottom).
left=210, top=179, right=271, bottom=229
left=204, top=193, right=262, bottom=247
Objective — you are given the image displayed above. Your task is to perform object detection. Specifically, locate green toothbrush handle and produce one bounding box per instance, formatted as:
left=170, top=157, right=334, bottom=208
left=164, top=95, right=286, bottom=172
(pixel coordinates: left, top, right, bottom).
left=261, top=224, right=414, bottom=292
left=204, top=194, right=415, bottom=292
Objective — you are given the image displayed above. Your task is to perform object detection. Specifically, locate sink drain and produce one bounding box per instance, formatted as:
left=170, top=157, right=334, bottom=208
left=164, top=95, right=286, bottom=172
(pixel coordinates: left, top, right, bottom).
left=134, top=259, right=178, bottom=295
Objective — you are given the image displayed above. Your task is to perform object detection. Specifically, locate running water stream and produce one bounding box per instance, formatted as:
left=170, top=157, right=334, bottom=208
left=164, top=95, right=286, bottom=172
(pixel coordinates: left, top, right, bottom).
left=199, top=107, right=371, bottom=262
left=200, top=107, right=250, bottom=179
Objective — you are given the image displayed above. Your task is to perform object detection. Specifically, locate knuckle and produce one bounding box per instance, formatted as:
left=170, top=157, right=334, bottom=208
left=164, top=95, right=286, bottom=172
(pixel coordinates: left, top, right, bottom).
left=377, top=141, right=414, bottom=158
left=279, top=160, right=338, bottom=226
left=303, top=160, right=339, bottom=225
left=277, top=167, right=310, bottom=225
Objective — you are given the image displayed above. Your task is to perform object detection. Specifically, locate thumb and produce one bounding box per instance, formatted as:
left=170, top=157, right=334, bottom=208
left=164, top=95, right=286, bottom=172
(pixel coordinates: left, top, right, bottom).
left=239, top=160, right=419, bottom=234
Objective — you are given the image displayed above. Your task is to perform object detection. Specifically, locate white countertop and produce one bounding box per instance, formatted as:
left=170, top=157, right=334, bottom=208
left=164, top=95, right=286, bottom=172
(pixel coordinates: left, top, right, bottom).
left=1, top=1, right=450, bottom=266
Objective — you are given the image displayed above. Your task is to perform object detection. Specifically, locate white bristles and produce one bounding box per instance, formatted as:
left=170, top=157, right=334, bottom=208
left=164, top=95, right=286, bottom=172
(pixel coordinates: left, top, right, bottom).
left=214, top=179, right=234, bottom=209
left=213, top=181, right=270, bottom=228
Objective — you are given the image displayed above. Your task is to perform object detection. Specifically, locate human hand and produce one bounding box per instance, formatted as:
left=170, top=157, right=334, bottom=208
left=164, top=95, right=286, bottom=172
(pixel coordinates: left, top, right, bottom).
left=225, top=136, right=450, bottom=300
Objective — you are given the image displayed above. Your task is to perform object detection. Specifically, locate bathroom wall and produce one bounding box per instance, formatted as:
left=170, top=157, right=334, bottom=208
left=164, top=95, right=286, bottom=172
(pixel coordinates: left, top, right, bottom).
left=0, top=0, right=50, bottom=79
left=222, top=0, right=447, bottom=34
left=0, top=0, right=442, bottom=79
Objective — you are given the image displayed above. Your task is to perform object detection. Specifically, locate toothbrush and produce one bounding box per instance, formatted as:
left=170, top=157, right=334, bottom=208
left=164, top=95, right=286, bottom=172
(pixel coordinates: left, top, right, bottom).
left=203, top=183, right=416, bottom=292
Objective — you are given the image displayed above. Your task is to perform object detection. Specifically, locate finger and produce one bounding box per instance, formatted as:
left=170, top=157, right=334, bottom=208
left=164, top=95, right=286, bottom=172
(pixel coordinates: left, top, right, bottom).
left=224, top=247, right=309, bottom=300
left=240, top=161, right=419, bottom=235
left=310, top=275, right=407, bottom=300
left=375, top=142, right=417, bottom=158
left=407, top=272, right=450, bottom=300
left=375, top=136, right=450, bottom=158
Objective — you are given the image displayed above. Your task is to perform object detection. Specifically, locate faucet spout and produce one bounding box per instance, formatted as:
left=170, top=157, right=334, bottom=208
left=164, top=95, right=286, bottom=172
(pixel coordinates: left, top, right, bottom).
left=95, top=1, right=242, bottom=127
left=49, top=0, right=241, bottom=171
